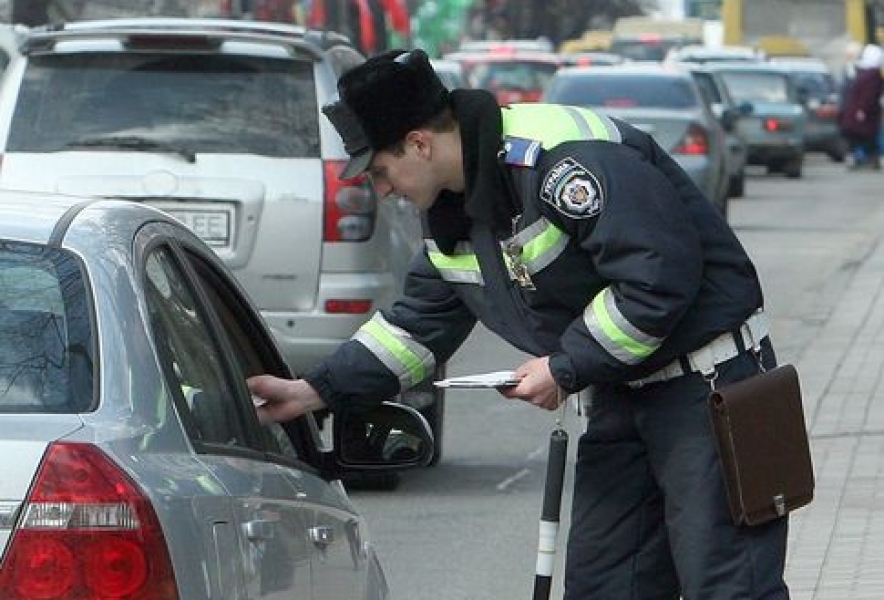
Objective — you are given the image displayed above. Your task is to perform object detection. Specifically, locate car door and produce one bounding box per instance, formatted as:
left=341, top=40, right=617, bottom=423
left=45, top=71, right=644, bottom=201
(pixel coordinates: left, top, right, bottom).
left=141, top=221, right=373, bottom=600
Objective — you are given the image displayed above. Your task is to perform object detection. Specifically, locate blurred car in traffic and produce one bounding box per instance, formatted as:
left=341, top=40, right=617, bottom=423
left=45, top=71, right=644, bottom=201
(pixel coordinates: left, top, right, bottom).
left=542, top=63, right=731, bottom=215
left=770, top=57, right=847, bottom=161
left=443, top=47, right=563, bottom=104
left=560, top=51, right=626, bottom=67
left=0, top=17, right=448, bottom=463
left=665, top=44, right=764, bottom=65
left=686, top=64, right=751, bottom=198
left=608, top=33, right=694, bottom=62
left=706, top=62, right=807, bottom=178
left=0, top=190, right=434, bottom=600
left=430, top=58, right=468, bottom=90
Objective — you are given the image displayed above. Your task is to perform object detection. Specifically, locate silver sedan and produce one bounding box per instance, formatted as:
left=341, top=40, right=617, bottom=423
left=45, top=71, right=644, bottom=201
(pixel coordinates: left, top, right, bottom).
left=0, top=191, right=432, bottom=599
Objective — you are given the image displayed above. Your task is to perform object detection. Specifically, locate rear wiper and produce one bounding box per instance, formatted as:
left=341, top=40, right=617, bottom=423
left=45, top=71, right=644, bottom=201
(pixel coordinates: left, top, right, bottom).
left=59, top=136, right=197, bottom=163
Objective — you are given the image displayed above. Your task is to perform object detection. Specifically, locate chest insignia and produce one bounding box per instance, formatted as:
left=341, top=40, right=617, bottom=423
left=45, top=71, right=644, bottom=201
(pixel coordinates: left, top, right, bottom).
left=540, top=158, right=604, bottom=219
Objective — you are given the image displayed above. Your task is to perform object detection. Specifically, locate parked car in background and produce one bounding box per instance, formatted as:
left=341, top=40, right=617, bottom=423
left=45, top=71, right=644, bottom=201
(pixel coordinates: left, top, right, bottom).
left=0, top=190, right=433, bottom=599
left=685, top=64, right=751, bottom=198
left=542, top=63, right=731, bottom=216
left=609, top=34, right=694, bottom=62
left=430, top=58, right=468, bottom=90
left=443, top=47, right=563, bottom=104
left=0, top=17, right=447, bottom=464
left=665, top=44, right=764, bottom=65
left=770, top=57, right=847, bottom=161
left=560, top=51, right=626, bottom=67
left=707, top=62, right=807, bottom=178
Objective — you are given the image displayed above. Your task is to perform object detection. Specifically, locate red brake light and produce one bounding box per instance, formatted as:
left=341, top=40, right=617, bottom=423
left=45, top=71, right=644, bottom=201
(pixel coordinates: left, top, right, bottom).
left=673, top=123, right=710, bottom=155
left=323, top=160, right=377, bottom=242
left=0, top=442, right=179, bottom=600
left=764, top=118, right=793, bottom=132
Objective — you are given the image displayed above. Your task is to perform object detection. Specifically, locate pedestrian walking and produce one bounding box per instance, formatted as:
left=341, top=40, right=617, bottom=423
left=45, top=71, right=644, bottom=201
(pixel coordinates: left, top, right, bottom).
left=248, top=49, right=790, bottom=599
left=839, top=43, right=883, bottom=169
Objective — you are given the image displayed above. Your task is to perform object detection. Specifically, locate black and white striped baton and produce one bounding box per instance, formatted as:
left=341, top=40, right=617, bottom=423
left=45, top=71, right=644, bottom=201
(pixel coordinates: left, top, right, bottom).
left=532, top=424, right=569, bottom=600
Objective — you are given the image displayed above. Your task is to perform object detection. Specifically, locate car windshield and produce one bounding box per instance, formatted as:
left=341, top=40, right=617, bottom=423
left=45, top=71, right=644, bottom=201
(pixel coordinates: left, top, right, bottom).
left=0, top=241, right=94, bottom=413
left=546, top=74, right=699, bottom=109
left=718, top=71, right=790, bottom=104
left=7, top=53, right=320, bottom=157
left=466, top=60, right=559, bottom=91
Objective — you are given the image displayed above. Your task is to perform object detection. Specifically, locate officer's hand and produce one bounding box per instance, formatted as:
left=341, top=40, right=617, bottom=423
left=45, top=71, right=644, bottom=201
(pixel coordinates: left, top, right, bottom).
left=247, top=375, right=328, bottom=424
left=498, top=356, right=563, bottom=411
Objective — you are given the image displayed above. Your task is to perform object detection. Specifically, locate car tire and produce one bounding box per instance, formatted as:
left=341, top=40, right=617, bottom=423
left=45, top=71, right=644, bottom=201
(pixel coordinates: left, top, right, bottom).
left=826, top=140, right=847, bottom=163
left=399, top=364, right=446, bottom=467
left=727, top=170, right=745, bottom=198
left=784, top=155, right=803, bottom=179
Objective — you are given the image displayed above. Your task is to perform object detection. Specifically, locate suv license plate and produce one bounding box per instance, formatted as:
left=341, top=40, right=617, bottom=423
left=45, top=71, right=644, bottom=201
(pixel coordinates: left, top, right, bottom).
left=162, top=207, right=232, bottom=249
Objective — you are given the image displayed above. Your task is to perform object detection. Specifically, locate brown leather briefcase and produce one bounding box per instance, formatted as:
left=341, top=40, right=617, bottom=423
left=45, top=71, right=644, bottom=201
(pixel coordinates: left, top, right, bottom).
left=708, top=364, right=815, bottom=527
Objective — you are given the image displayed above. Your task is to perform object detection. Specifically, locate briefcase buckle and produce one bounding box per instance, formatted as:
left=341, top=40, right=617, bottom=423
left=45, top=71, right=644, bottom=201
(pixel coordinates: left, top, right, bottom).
left=773, top=493, right=786, bottom=517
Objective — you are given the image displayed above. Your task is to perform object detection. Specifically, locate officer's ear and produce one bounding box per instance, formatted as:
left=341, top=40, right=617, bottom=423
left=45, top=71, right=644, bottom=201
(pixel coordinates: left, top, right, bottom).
left=404, top=129, right=432, bottom=160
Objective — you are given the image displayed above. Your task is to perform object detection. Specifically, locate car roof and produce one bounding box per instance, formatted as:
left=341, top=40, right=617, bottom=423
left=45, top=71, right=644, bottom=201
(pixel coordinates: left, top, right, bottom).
left=554, top=63, right=693, bottom=79
left=23, top=17, right=353, bottom=58
left=443, top=49, right=563, bottom=64
left=0, top=190, right=169, bottom=245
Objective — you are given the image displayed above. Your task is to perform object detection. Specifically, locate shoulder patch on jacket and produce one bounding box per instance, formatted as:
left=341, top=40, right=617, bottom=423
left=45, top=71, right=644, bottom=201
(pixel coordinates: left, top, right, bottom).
left=540, top=158, right=603, bottom=219
left=502, top=136, right=543, bottom=167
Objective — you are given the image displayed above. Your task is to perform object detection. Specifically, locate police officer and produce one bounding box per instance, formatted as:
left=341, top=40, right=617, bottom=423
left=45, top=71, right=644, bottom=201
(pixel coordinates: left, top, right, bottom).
left=248, top=49, right=790, bottom=599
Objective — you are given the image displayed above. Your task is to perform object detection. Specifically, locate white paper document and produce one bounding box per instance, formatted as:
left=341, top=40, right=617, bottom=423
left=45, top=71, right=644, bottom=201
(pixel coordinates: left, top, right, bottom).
left=433, top=370, right=522, bottom=388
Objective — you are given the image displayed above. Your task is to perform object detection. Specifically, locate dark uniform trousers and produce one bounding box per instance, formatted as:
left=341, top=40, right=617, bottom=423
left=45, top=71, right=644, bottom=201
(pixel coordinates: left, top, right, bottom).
left=564, top=340, right=790, bottom=599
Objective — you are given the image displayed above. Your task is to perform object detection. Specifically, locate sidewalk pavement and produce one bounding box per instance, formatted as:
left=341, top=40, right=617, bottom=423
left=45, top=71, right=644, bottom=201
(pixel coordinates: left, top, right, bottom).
left=784, top=181, right=884, bottom=599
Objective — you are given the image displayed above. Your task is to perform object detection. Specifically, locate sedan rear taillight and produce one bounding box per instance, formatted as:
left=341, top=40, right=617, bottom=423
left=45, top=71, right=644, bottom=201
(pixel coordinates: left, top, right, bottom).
left=323, top=160, right=377, bottom=242
left=763, top=118, right=794, bottom=132
left=0, top=442, right=179, bottom=600
left=672, top=123, right=709, bottom=156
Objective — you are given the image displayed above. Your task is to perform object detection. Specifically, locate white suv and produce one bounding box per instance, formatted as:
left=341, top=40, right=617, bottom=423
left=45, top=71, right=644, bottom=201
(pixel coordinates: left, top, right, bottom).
left=0, top=17, right=445, bottom=464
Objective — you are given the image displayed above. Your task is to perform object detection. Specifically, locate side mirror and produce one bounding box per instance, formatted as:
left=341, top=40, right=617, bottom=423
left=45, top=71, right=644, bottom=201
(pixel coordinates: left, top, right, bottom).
left=333, top=401, right=435, bottom=470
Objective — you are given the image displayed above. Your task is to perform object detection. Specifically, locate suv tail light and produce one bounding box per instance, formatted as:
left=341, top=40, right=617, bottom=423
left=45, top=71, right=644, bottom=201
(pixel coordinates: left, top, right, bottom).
left=323, top=160, right=377, bottom=242
left=672, top=123, right=709, bottom=156
left=0, top=443, right=179, bottom=600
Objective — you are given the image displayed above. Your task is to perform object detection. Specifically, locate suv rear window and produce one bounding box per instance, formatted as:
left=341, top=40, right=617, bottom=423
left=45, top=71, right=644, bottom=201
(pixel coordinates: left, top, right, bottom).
left=7, top=53, right=320, bottom=157
left=0, top=242, right=94, bottom=412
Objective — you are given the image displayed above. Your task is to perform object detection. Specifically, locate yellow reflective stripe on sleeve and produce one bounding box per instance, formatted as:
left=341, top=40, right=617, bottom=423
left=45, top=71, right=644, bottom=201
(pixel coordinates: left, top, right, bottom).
left=584, top=289, right=663, bottom=365
left=353, top=313, right=435, bottom=390
left=426, top=240, right=485, bottom=285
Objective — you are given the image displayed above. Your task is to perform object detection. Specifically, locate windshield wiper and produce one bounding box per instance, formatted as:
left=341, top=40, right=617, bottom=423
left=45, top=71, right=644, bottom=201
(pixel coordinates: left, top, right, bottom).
left=59, top=136, right=197, bottom=163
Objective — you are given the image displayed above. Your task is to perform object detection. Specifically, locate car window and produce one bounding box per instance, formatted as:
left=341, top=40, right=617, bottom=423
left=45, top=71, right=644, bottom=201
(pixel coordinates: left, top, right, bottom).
left=467, top=60, right=558, bottom=91
left=7, top=53, right=320, bottom=157
left=719, top=72, right=790, bottom=104
left=179, top=247, right=305, bottom=462
left=0, top=242, right=94, bottom=413
left=144, top=246, right=255, bottom=449
left=145, top=241, right=306, bottom=459
left=548, top=74, right=699, bottom=109
left=692, top=72, right=723, bottom=105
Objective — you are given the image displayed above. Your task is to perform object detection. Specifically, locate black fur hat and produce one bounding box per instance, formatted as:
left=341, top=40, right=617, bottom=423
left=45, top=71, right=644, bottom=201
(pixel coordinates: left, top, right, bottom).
left=322, top=49, right=450, bottom=179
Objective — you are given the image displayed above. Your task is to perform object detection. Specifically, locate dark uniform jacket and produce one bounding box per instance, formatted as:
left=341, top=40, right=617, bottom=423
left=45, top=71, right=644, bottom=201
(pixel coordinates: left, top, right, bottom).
left=305, top=89, right=764, bottom=411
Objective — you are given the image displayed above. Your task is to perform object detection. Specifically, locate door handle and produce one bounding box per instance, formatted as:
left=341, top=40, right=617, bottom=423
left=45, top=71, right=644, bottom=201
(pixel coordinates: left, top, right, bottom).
left=308, top=525, right=335, bottom=548
left=242, top=519, right=275, bottom=542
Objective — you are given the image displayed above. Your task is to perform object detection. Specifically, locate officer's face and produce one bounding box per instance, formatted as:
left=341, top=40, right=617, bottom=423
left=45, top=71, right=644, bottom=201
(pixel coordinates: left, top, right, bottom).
left=367, top=132, right=443, bottom=211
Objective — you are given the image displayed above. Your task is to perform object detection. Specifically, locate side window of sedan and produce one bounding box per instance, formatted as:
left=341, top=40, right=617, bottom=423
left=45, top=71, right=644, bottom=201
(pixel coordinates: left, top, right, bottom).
left=144, top=247, right=250, bottom=450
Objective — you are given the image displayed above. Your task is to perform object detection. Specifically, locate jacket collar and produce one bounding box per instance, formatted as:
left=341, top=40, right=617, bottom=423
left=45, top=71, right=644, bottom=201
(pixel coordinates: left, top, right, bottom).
left=426, top=89, right=517, bottom=253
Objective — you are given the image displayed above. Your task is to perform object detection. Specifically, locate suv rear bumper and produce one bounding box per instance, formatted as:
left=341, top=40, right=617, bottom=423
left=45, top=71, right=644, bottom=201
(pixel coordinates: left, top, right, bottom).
left=262, top=271, right=397, bottom=374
